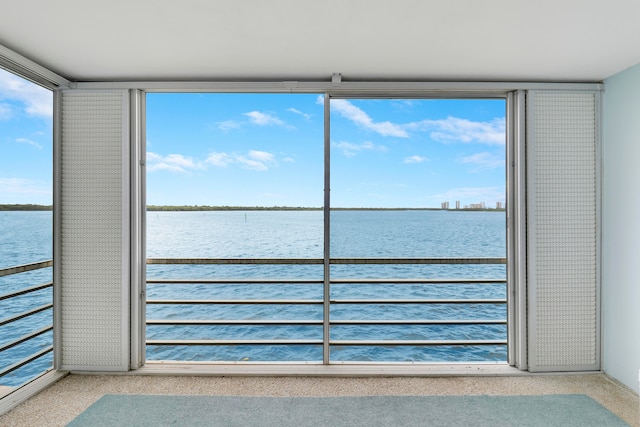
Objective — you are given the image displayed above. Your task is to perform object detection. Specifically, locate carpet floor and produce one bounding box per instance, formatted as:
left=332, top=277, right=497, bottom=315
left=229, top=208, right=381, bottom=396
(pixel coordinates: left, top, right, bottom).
left=67, top=394, right=629, bottom=427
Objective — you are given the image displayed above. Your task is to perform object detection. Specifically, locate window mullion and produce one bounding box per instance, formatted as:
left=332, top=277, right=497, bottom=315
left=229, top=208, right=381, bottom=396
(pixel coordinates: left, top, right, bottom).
left=323, top=93, right=331, bottom=364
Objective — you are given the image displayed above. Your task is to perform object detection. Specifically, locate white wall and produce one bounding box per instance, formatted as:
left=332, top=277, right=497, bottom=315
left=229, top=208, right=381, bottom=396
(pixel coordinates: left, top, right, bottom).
left=603, top=63, right=640, bottom=393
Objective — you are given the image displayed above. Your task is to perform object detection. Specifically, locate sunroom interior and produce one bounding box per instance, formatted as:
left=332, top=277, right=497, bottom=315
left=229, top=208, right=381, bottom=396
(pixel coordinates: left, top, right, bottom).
left=0, top=0, right=639, bottom=418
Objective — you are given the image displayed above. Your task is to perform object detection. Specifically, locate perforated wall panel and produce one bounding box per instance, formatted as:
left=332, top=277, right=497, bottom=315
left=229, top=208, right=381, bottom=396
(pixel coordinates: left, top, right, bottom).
left=527, top=91, right=599, bottom=371
left=59, top=90, right=128, bottom=370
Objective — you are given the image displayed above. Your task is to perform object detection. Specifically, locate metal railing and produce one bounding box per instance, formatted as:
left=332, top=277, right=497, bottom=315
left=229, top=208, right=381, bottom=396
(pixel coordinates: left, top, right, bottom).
left=146, top=257, right=507, bottom=362
left=0, top=260, right=54, bottom=381
left=0, top=257, right=505, bottom=376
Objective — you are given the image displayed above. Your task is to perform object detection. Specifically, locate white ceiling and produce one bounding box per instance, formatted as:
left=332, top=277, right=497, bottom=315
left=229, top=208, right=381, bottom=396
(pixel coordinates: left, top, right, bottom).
left=1, top=0, right=639, bottom=83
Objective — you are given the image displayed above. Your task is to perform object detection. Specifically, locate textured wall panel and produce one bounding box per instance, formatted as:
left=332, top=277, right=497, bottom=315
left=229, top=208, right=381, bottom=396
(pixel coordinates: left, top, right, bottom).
left=528, top=92, right=599, bottom=371
left=59, top=90, right=128, bottom=369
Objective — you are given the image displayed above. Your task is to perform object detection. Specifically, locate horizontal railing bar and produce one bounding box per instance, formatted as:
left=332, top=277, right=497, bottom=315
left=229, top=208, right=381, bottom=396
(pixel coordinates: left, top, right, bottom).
left=147, top=257, right=506, bottom=265
left=148, top=258, right=323, bottom=265
left=147, top=299, right=505, bottom=305
left=330, top=319, right=507, bottom=325
left=145, top=339, right=506, bottom=346
left=0, top=303, right=53, bottom=327
left=146, top=278, right=505, bottom=285
left=0, top=325, right=53, bottom=353
left=147, top=319, right=322, bottom=326
left=147, top=339, right=323, bottom=346
left=0, top=282, right=52, bottom=301
left=331, top=299, right=506, bottom=304
left=330, top=339, right=508, bottom=346
left=0, top=345, right=53, bottom=378
left=331, top=278, right=506, bottom=284
left=145, top=319, right=506, bottom=326
left=146, top=299, right=323, bottom=305
left=147, top=298, right=506, bottom=305
left=331, top=258, right=506, bottom=265
left=147, top=279, right=323, bottom=284
left=0, top=260, right=53, bottom=278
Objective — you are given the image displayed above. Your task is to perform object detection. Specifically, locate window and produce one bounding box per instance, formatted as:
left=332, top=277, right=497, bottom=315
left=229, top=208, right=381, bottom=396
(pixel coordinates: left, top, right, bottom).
left=0, top=68, right=53, bottom=389
left=144, top=93, right=507, bottom=364
left=329, top=97, right=507, bottom=362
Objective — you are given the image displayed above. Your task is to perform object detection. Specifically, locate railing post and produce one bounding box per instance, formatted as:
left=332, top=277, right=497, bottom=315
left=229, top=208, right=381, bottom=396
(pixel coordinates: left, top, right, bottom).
left=323, top=92, right=331, bottom=365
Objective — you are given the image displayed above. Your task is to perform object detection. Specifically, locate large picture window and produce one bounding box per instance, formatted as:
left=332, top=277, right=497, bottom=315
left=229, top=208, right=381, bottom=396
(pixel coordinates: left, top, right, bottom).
left=144, top=93, right=507, bottom=364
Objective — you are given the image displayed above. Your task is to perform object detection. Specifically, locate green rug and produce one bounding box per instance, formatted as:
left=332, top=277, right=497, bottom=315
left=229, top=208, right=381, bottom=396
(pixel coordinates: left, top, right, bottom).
left=67, top=394, right=629, bottom=427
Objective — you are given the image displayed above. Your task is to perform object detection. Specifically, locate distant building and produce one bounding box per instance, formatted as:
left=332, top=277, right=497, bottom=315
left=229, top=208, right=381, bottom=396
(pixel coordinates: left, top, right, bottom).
left=496, top=202, right=502, bottom=209
left=455, top=201, right=460, bottom=209
left=441, top=201, right=449, bottom=210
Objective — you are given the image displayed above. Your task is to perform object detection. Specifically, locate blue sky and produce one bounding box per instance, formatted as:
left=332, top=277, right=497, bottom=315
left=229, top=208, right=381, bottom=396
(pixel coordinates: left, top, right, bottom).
left=0, top=69, right=53, bottom=204
left=147, top=94, right=505, bottom=208
left=0, top=70, right=506, bottom=208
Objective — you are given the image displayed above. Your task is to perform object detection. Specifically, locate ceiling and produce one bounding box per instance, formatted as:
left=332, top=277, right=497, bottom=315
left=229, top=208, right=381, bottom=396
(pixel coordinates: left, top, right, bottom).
left=1, top=0, right=639, bottom=83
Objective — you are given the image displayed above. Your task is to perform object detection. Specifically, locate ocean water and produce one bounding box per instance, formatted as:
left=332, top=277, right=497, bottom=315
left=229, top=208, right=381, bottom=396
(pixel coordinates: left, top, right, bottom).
left=0, top=210, right=507, bottom=386
left=0, top=211, right=53, bottom=387
left=146, top=210, right=507, bottom=364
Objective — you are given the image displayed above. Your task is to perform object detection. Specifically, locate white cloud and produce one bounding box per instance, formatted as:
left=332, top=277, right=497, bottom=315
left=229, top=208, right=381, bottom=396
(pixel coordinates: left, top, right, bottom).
left=206, top=150, right=277, bottom=171
left=287, top=108, right=312, bottom=120
left=317, top=95, right=504, bottom=145
left=459, top=152, right=504, bottom=171
left=329, top=98, right=409, bottom=138
left=216, top=120, right=242, bottom=131
left=147, top=152, right=204, bottom=173
left=0, top=69, right=52, bottom=118
left=0, top=177, right=51, bottom=198
left=235, top=158, right=268, bottom=171
left=244, top=111, right=284, bottom=126
left=332, top=140, right=388, bottom=157
left=206, top=152, right=233, bottom=167
left=149, top=150, right=280, bottom=173
left=15, top=138, right=43, bottom=149
left=404, top=155, right=428, bottom=164
left=247, top=150, right=274, bottom=162
left=235, top=150, right=276, bottom=171
left=409, top=116, right=505, bottom=145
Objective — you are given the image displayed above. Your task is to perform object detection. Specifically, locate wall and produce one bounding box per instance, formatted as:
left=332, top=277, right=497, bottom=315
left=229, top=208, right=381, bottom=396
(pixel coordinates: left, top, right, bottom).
left=603, top=63, right=640, bottom=393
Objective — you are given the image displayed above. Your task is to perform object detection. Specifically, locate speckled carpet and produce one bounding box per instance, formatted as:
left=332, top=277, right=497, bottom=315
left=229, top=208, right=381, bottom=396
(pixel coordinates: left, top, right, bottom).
left=66, top=394, right=629, bottom=426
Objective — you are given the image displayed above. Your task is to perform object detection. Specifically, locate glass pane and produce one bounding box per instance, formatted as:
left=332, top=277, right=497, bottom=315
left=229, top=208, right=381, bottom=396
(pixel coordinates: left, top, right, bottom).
left=329, top=98, right=507, bottom=362
left=0, top=69, right=53, bottom=387
left=330, top=98, right=506, bottom=257
left=145, top=93, right=324, bottom=362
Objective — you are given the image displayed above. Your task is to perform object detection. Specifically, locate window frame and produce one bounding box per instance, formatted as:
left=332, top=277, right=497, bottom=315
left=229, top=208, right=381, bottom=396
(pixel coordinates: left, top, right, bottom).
left=138, top=88, right=520, bottom=369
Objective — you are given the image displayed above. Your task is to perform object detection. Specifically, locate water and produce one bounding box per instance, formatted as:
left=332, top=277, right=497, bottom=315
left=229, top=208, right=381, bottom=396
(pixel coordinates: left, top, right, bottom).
left=1, top=210, right=506, bottom=386
left=146, top=210, right=507, bottom=363
left=0, top=211, right=53, bottom=387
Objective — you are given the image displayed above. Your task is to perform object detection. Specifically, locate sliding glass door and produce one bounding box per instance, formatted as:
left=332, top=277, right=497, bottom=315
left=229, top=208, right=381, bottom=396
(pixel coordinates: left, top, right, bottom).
left=144, top=93, right=507, bottom=364
left=329, top=97, right=507, bottom=362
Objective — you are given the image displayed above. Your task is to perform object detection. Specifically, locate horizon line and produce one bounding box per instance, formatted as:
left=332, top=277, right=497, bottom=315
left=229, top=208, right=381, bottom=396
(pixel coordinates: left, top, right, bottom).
left=0, top=203, right=505, bottom=212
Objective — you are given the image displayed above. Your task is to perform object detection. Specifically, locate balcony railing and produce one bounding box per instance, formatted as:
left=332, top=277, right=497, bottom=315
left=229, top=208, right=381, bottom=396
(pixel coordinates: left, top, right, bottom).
left=146, top=257, right=507, bottom=363
left=0, top=257, right=507, bottom=379
left=0, top=260, right=53, bottom=386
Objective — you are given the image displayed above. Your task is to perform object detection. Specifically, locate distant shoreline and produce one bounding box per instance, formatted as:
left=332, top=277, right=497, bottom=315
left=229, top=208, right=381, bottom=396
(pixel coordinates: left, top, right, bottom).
left=0, top=204, right=53, bottom=211
left=0, top=204, right=504, bottom=212
left=148, top=205, right=504, bottom=212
